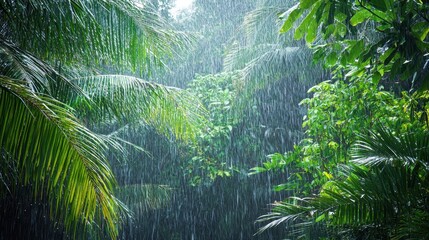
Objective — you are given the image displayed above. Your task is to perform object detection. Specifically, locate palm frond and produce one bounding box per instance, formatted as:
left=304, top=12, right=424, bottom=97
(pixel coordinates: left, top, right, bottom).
left=0, top=0, right=190, bottom=72
left=241, top=46, right=312, bottom=85
left=0, top=39, right=80, bottom=97
left=224, top=43, right=282, bottom=72
left=116, top=184, right=172, bottom=215
left=242, top=5, right=289, bottom=44
left=256, top=198, right=315, bottom=235
left=319, top=165, right=416, bottom=226
left=256, top=160, right=424, bottom=234
left=394, top=209, right=429, bottom=240
left=226, top=45, right=319, bottom=97
left=353, top=126, right=429, bottom=169
left=228, top=46, right=319, bottom=117
left=0, top=76, right=121, bottom=238
left=72, top=75, right=207, bottom=141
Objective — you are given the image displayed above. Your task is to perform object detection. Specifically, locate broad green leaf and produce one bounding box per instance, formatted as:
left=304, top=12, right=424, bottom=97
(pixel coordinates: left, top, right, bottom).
left=294, top=18, right=310, bottom=40
left=306, top=18, right=318, bottom=43
left=372, top=71, right=382, bottom=83
left=273, top=182, right=300, bottom=192
left=295, top=1, right=322, bottom=40
left=324, top=24, right=336, bottom=39
left=326, top=51, right=338, bottom=67
left=345, top=67, right=365, bottom=77
left=412, top=22, right=429, bottom=41
left=335, top=12, right=347, bottom=22
left=321, top=2, right=332, bottom=24
left=340, top=51, right=350, bottom=66
left=371, top=8, right=392, bottom=22
left=382, top=47, right=398, bottom=65
left=369, top=0, right=387, bottom=11
left=249, top=167, right=268, bottom=175
left=280, top=4, right=302, bottom=33
left=315, top=214, right=326, bottom=222
left=300, top=0, right=317, bottom=9
left=350, top=9, right=372, bottom=26
left=336, top=23, right=347, bottom=38
left=348, top=40, right=364, bottom=62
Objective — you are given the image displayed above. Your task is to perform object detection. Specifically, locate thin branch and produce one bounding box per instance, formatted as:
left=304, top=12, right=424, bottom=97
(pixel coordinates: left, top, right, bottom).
left=358, top=0, right=392, bottom=25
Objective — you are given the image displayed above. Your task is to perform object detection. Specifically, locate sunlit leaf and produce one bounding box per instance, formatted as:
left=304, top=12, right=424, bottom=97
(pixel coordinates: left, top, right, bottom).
left=280, top=4, right=302, bottom=33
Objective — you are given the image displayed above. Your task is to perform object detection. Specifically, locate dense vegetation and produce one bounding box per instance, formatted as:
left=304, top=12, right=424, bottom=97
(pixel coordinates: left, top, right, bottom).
left=253, top=0, right=429, bottom=239
left=1, top=0, right=428, bottom=239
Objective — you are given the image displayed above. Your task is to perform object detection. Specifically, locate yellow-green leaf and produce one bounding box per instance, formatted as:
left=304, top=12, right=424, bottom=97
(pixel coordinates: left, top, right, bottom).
left=280, top=4, right=302, bottom=33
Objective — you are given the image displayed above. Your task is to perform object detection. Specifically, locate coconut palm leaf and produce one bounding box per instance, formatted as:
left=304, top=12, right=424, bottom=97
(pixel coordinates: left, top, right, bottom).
left=322, top=165, right=417, bottom=225
left=0, top=39, right=81, bottom=95
left=255, top=198, right=314, bottom=235
left=257, top=165, right=419, bottom=238
left=0, top=76, right=121, bottom=238
left=72, top=75, right=207, bottom=141
left=1, top=0, right=201, bottom=238
left=0, top=0, right=190, bottom=72
left=394, top=209, right=429, bottom=240
left=223, top=0, right=325, bottom=117
left=241, top=4, right=291, bottom=45
left=224, top=43, right=283, bottom=72
left=224, top=12, right=321, bottom=102
left=116, top=184, right=172, bottom=214
left=226, top=44, right=319, bottom=119
left=353, top=126, right=429, bottom=169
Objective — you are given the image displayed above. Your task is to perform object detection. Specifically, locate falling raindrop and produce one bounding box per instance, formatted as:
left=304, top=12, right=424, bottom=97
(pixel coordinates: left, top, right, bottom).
left=0, top=0, right=325, bottom=239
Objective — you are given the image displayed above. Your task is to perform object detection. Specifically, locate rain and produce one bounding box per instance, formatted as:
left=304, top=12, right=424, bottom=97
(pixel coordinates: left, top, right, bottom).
left=1, top=0, right=429, bottom=239
left=114, top=1, right=320, bottom=239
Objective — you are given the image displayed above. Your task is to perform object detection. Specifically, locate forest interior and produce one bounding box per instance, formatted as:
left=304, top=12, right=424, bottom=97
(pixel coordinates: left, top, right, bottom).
left=1, top=0, right=429, bottom=239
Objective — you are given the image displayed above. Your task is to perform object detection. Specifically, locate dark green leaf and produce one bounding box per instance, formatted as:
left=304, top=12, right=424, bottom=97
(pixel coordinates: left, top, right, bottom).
left=369, top=0, right=388, bottom=11
left=383, top=47, right=398, bottom=65
left=348, top=40, right=365, bottom=62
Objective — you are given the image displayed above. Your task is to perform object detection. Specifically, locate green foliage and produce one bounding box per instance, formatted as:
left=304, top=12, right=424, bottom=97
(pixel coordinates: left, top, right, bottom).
left=0, top=0, right=205, bottom=239
left=254, top=76, right=413, bottom=196
left=0, top=39, right=125, bottom=238
left=280, top=0, right=429, bottom=88
left=256, top=0, right=429, bottom=238
left=72, top=75, right=206, bottom=141
left=0, top=0, right=189, bottom=74
left=258, top=126, right=429, bottom=239
left=249, top=153, right=290, bottom=175
left=0, top=76, right=122, bottom=238
left=183, top=72, right=239, bottom=185
left=187, top=72, right=238, bottom=126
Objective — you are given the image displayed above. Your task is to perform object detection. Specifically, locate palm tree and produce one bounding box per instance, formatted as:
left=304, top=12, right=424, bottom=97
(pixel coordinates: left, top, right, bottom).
left=256, top=126, right=429, bottom=239
left=0, top=0, right=203, bottom=239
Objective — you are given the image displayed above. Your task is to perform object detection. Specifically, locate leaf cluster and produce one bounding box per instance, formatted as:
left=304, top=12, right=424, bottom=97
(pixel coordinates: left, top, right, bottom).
left=182, top=72, right=239, bottom=185
left=258, top=126, right=429, bottom=239
left=281, top=0, right=429, bottom=89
